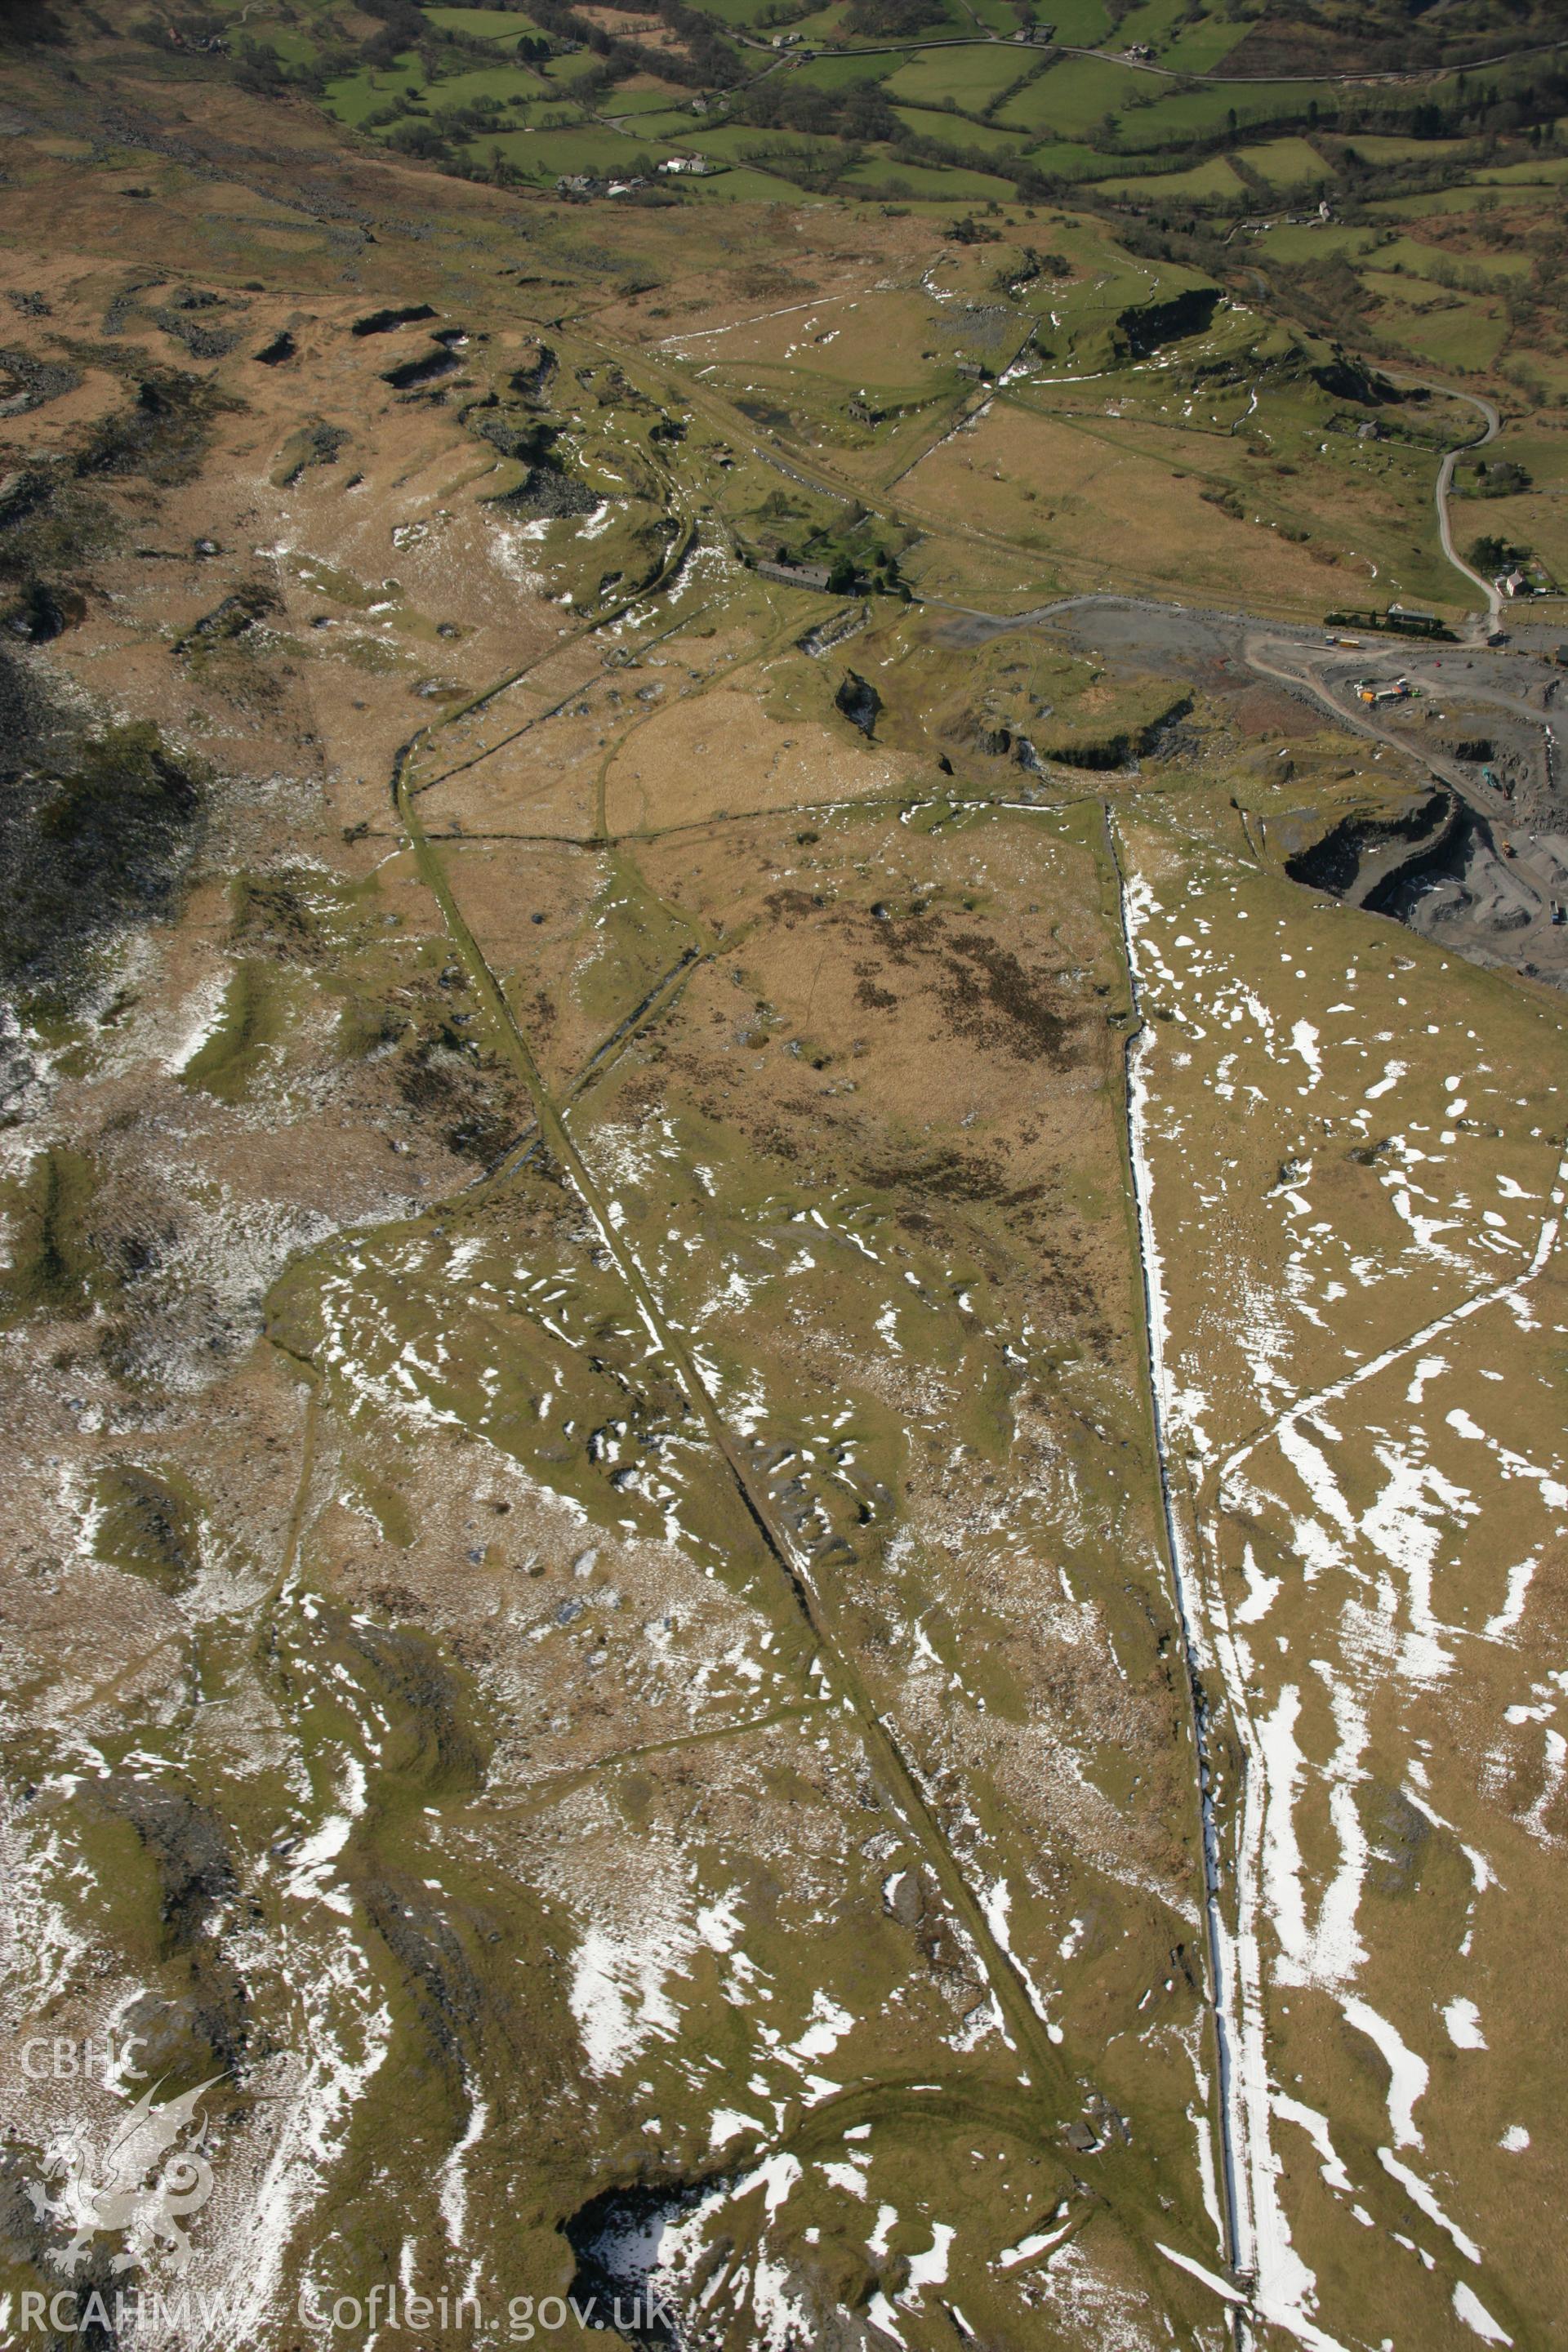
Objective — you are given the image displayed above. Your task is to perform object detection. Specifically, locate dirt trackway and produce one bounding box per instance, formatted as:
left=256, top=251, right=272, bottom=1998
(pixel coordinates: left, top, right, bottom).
left=1385, top=374, right=1503, bottom=633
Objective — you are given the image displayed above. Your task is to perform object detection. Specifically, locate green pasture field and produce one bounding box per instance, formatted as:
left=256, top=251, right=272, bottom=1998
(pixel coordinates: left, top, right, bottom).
left=1360, top=277, right=1512, bottom=370
left=844, top=154, right=1020, bottom=197
left=883, top=46, right=1038, bottom=109
left=1030, top=0, right=1111, bottom=40
left=1052, top=247, right=1176, bottom=311
left=1096, top=154, right=1244, bottom=198
left=993, top=53, right=1134, bottom=136
left=1472, top=154, right=1568, bottom=184
left=691, top=163, right=835, bottom=199
left=693, top=0, right=797, bottom=22
left=1155, top=13, right=1251, bottom=69
left=1235, top=136, right=1333, bottom=186
left=1031, top=217, right=1156, bottom=279
left=789, top=49, right=906, bottom=87
left=1392, top=310, right=1514, bottom=374
left=1108, top=0, right=1249, bottom=58
left=995, top=54, right=1334, bottom=149
left=425, top=62, right=555, bottom=106
left=1250, top=221, right=1379, bottom=261
left=1370, top=234, right=1537, bottom=284
left=892, top=106, right=1031, bottom=155
left=605, top=106, right=709, bottom=136
left=232, top=20, right=319, bottom=65
left=1106, top=0, right=1185, bottom=42
left=678, top=121, right=844, bottom=163
left=539, top=49, right=611, bottom=84
left=1363, top=180, right=1568, bottom=220
left=793, top=0, right=982, bottom=43
left=604, top=86, right=702, bottom=114
left=1362, top=184, right=1557, bottom=217
left=481, top=126, right=674, bottom=175
left=964, top=0, right=1021, bottom=35
left=1017, top=135, right=1125, bottom=176
left=1112, top=78, right=1337, bottom=148
left=1458, top=434, right=1568, bottom=489
left=323, top=65, right=423, bottom=123
left=1327, top=133, right=1464, bottom=164
left=758, top=2, right=841, bottom=41
left=423, top=6, right=543, bottom=37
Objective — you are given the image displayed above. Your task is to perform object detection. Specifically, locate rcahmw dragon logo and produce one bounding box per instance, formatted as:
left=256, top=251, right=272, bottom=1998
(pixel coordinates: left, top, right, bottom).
left=24, top=2077, right=220, bottom=2275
